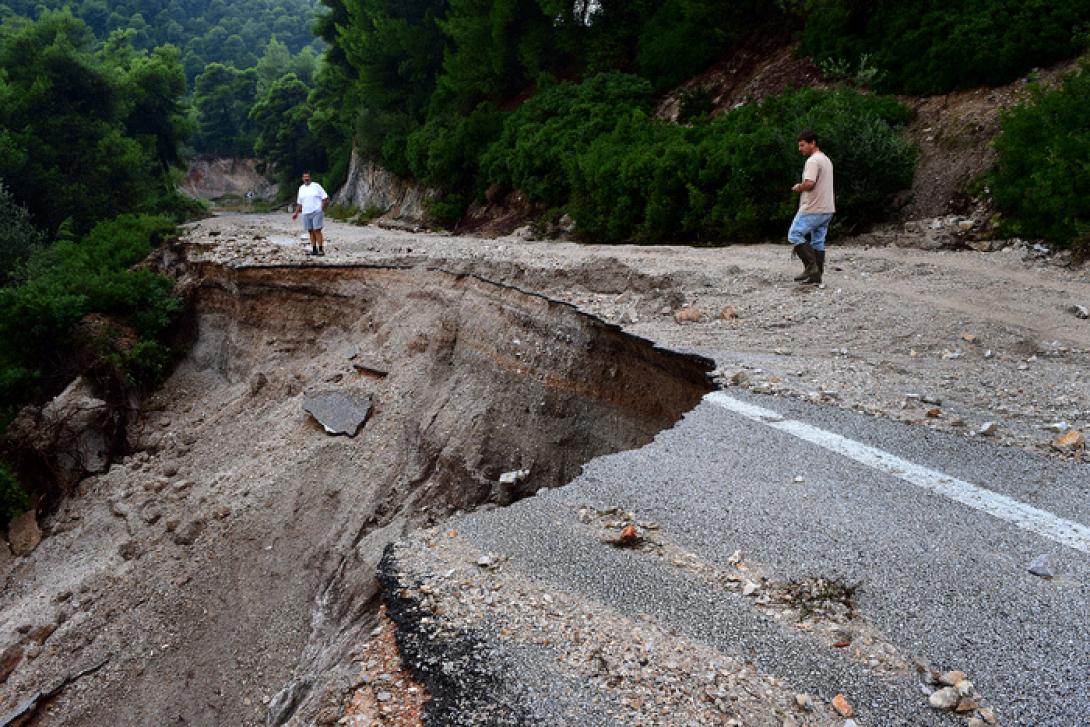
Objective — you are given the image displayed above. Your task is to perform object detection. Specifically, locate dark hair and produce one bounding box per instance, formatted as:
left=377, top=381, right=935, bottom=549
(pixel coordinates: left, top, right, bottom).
left=302, top=169, right=312, bottom=175
left=797, top=130, right=818, bottom=144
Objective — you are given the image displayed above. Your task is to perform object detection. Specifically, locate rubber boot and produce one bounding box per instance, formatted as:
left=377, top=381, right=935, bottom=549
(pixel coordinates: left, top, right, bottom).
left=816, top=249, right=825, bottom=277
left=792, top=242, right=822, bottom=284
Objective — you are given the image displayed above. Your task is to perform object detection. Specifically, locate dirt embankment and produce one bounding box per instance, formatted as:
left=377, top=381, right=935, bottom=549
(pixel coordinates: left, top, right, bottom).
left=0, top=247, right=711, bottom=726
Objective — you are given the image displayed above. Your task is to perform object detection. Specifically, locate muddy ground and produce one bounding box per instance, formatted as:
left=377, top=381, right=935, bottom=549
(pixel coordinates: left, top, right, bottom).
left=1, top=212, right=1087, bottom=726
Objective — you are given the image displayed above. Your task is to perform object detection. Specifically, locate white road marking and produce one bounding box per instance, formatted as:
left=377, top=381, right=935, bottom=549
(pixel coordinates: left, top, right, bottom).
left=707, top=391, right=1090, bottom=554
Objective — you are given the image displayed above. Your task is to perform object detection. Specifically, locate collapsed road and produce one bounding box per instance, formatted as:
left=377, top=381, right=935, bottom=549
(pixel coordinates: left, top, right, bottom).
left=2, top=213, right=1088, bottom=726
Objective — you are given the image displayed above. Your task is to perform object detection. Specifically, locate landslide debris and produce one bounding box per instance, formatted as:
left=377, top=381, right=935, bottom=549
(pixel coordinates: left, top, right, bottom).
left=0, top=249, right=712, bottom=726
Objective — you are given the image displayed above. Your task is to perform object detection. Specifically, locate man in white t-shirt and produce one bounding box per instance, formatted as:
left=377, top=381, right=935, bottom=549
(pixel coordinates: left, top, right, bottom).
left=788, top=130, right=835, bottom=285
left=291, top=171, right=329, bottom=256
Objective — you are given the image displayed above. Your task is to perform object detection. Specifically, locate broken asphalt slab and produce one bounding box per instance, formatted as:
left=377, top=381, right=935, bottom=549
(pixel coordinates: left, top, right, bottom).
left=302, top=390, right=373, bottom=436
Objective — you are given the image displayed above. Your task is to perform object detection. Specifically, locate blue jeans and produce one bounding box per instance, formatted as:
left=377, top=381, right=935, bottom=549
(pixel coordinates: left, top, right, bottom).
left=788, top=212, right=834, bottom=252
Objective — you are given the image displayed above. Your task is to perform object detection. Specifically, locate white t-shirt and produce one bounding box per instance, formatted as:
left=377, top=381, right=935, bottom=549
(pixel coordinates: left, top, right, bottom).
left=297, top=182, right=328, bottom=214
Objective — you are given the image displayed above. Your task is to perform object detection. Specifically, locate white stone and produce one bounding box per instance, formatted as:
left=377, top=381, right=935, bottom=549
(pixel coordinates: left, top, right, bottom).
left=928, top=687, right=959, bottom=710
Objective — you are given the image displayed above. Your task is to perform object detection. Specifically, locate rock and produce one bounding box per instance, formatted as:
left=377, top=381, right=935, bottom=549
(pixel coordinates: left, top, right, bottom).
left=794, top=693, right=813, bottom=711
left=1053, top=429, right=1085, bottom=452
left=957, top=679, right=975, bottom=697
left=742, top=581, right=760, bottom=596
left=978, top=706, right=997, bottom=724
left=939, top=670, right=966, bottom=686
left=1070, top=304, right=1089, bottom=320
left=968, top=719, right=986, bottom=727
left=303, top=391, right=373, bottom=437
left=1027, top=553, right=1058, bottom=579
left=172, top=518, right=206, bottom=546
left=1045, top=421, right=1070, bottom=433
left=729, top=371, right=748, bottom=386
left=674, top=305, right=703, bottom=324
left=921, top=394, right=942, bottom=405
left=5, top=377, right=120, bottom=501
left=375, top=691, right=392, bottom=702
left=929, top=687, right=959, bottom=710
left=719, top=305, right=739, bottom=320
left=7, top=511, right=41, bottom=556
left=978, top=421, right=998, bottom=436
left=0, top=642, right=23, bottom=684
left=118, top=540, right=142, bottom=560
left=831, top=693, right=853, bottom=718
left=619, top=524, right=639, bottom=545
left=343, top=345, right=360, bottom=360
left=498, top=469, right=530, bottom=486
left=926, top=407, right=942, bottom=418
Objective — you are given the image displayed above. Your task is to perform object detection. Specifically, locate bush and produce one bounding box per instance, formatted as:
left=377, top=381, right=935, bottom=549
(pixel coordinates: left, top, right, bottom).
left=989, top=63, right=1090, bottom=248
left=799, top=0, right=1089, bottom=95
left=568, top=88, right=916, bottom=243
left=481, top=73, right=654, bottom=208
left=0, top=213, right=182, bottom=412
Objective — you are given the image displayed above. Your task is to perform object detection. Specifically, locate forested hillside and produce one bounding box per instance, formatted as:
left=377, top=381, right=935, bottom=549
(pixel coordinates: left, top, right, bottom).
left=0, top=0, right=320, bottom=80
left=312, top=0, right=1089, bottom=244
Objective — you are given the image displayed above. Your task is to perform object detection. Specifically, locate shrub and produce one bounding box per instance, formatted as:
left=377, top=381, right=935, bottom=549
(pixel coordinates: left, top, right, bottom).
left=568, top=88, right=916, bottom=243
left=799, top=0, right=1089, bottom=95
left=0, top=214, right=182, bottom=412
left=481, top=73, right=654, bottom=208
left=989, top=63, right=1090, bottom=248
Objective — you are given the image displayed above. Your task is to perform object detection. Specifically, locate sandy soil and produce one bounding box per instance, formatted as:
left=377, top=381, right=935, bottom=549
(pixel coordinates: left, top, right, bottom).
left=203, top=213, right=1090, bottom=459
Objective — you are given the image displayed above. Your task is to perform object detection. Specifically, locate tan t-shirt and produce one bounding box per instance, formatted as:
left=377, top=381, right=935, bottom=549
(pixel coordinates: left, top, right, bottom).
left=799, top=151, right=835, bottom=214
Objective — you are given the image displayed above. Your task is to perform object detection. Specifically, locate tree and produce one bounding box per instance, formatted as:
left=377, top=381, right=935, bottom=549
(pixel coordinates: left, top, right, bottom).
left=193, top=62, right=258, bottom=156
left=250, top=73, right=327, bottom=186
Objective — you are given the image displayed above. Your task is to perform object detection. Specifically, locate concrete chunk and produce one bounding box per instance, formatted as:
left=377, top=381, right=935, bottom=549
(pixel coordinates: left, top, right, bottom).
left=303, top=391, right=373, bottom=437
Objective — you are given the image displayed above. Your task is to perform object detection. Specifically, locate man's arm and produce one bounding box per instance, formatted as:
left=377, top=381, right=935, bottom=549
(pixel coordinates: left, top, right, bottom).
left=792, top=179, right=816, bottom=194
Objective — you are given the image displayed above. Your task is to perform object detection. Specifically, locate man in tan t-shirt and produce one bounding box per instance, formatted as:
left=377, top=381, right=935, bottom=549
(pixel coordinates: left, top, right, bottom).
left=788, top=130, right=835, bottom=284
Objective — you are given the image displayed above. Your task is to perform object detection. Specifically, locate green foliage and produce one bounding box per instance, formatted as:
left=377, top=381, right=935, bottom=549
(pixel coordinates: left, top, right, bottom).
left=0, top=463, right=29, bottom=531
left=989, top=63, right=1090, bottom=248
left=799, top=0, right=1089, bottom=94
left=2, top=0, right=321, bottom=83
left=568, top=88, right=915, bottom=243
left=193, top=63, right=258, bottom=156
left=636, top=0, right=781, bottom=91
left=405, top=104, right=504, bottom=194
left=0, top=11, right=192, bottom=234
left=481, top=73, right=654, bottom=208
left=0, top=181, right=45, bottom=286
left=0, top=214, right=182, bottom=413
left=250, top=72, right=327, bottom=188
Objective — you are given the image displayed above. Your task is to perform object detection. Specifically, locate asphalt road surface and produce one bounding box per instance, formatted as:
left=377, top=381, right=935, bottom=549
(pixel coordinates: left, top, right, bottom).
left=416, top=387, right=1089, bottom=725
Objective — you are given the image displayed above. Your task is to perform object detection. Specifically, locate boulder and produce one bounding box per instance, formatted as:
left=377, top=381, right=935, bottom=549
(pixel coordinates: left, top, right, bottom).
left=7, top=511, right=41, bottom=556
left=5, top=377, right=120, bottom=502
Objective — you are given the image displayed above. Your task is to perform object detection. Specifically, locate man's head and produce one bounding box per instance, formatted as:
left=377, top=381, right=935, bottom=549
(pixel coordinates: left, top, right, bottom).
left=797, top=130, right=819, bottom=157
left=302, top=171, right=312, bottom=185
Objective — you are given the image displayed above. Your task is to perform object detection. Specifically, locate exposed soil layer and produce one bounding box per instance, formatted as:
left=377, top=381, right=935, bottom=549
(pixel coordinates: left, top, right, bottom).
left=0, top=255, right=712, bottom=726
